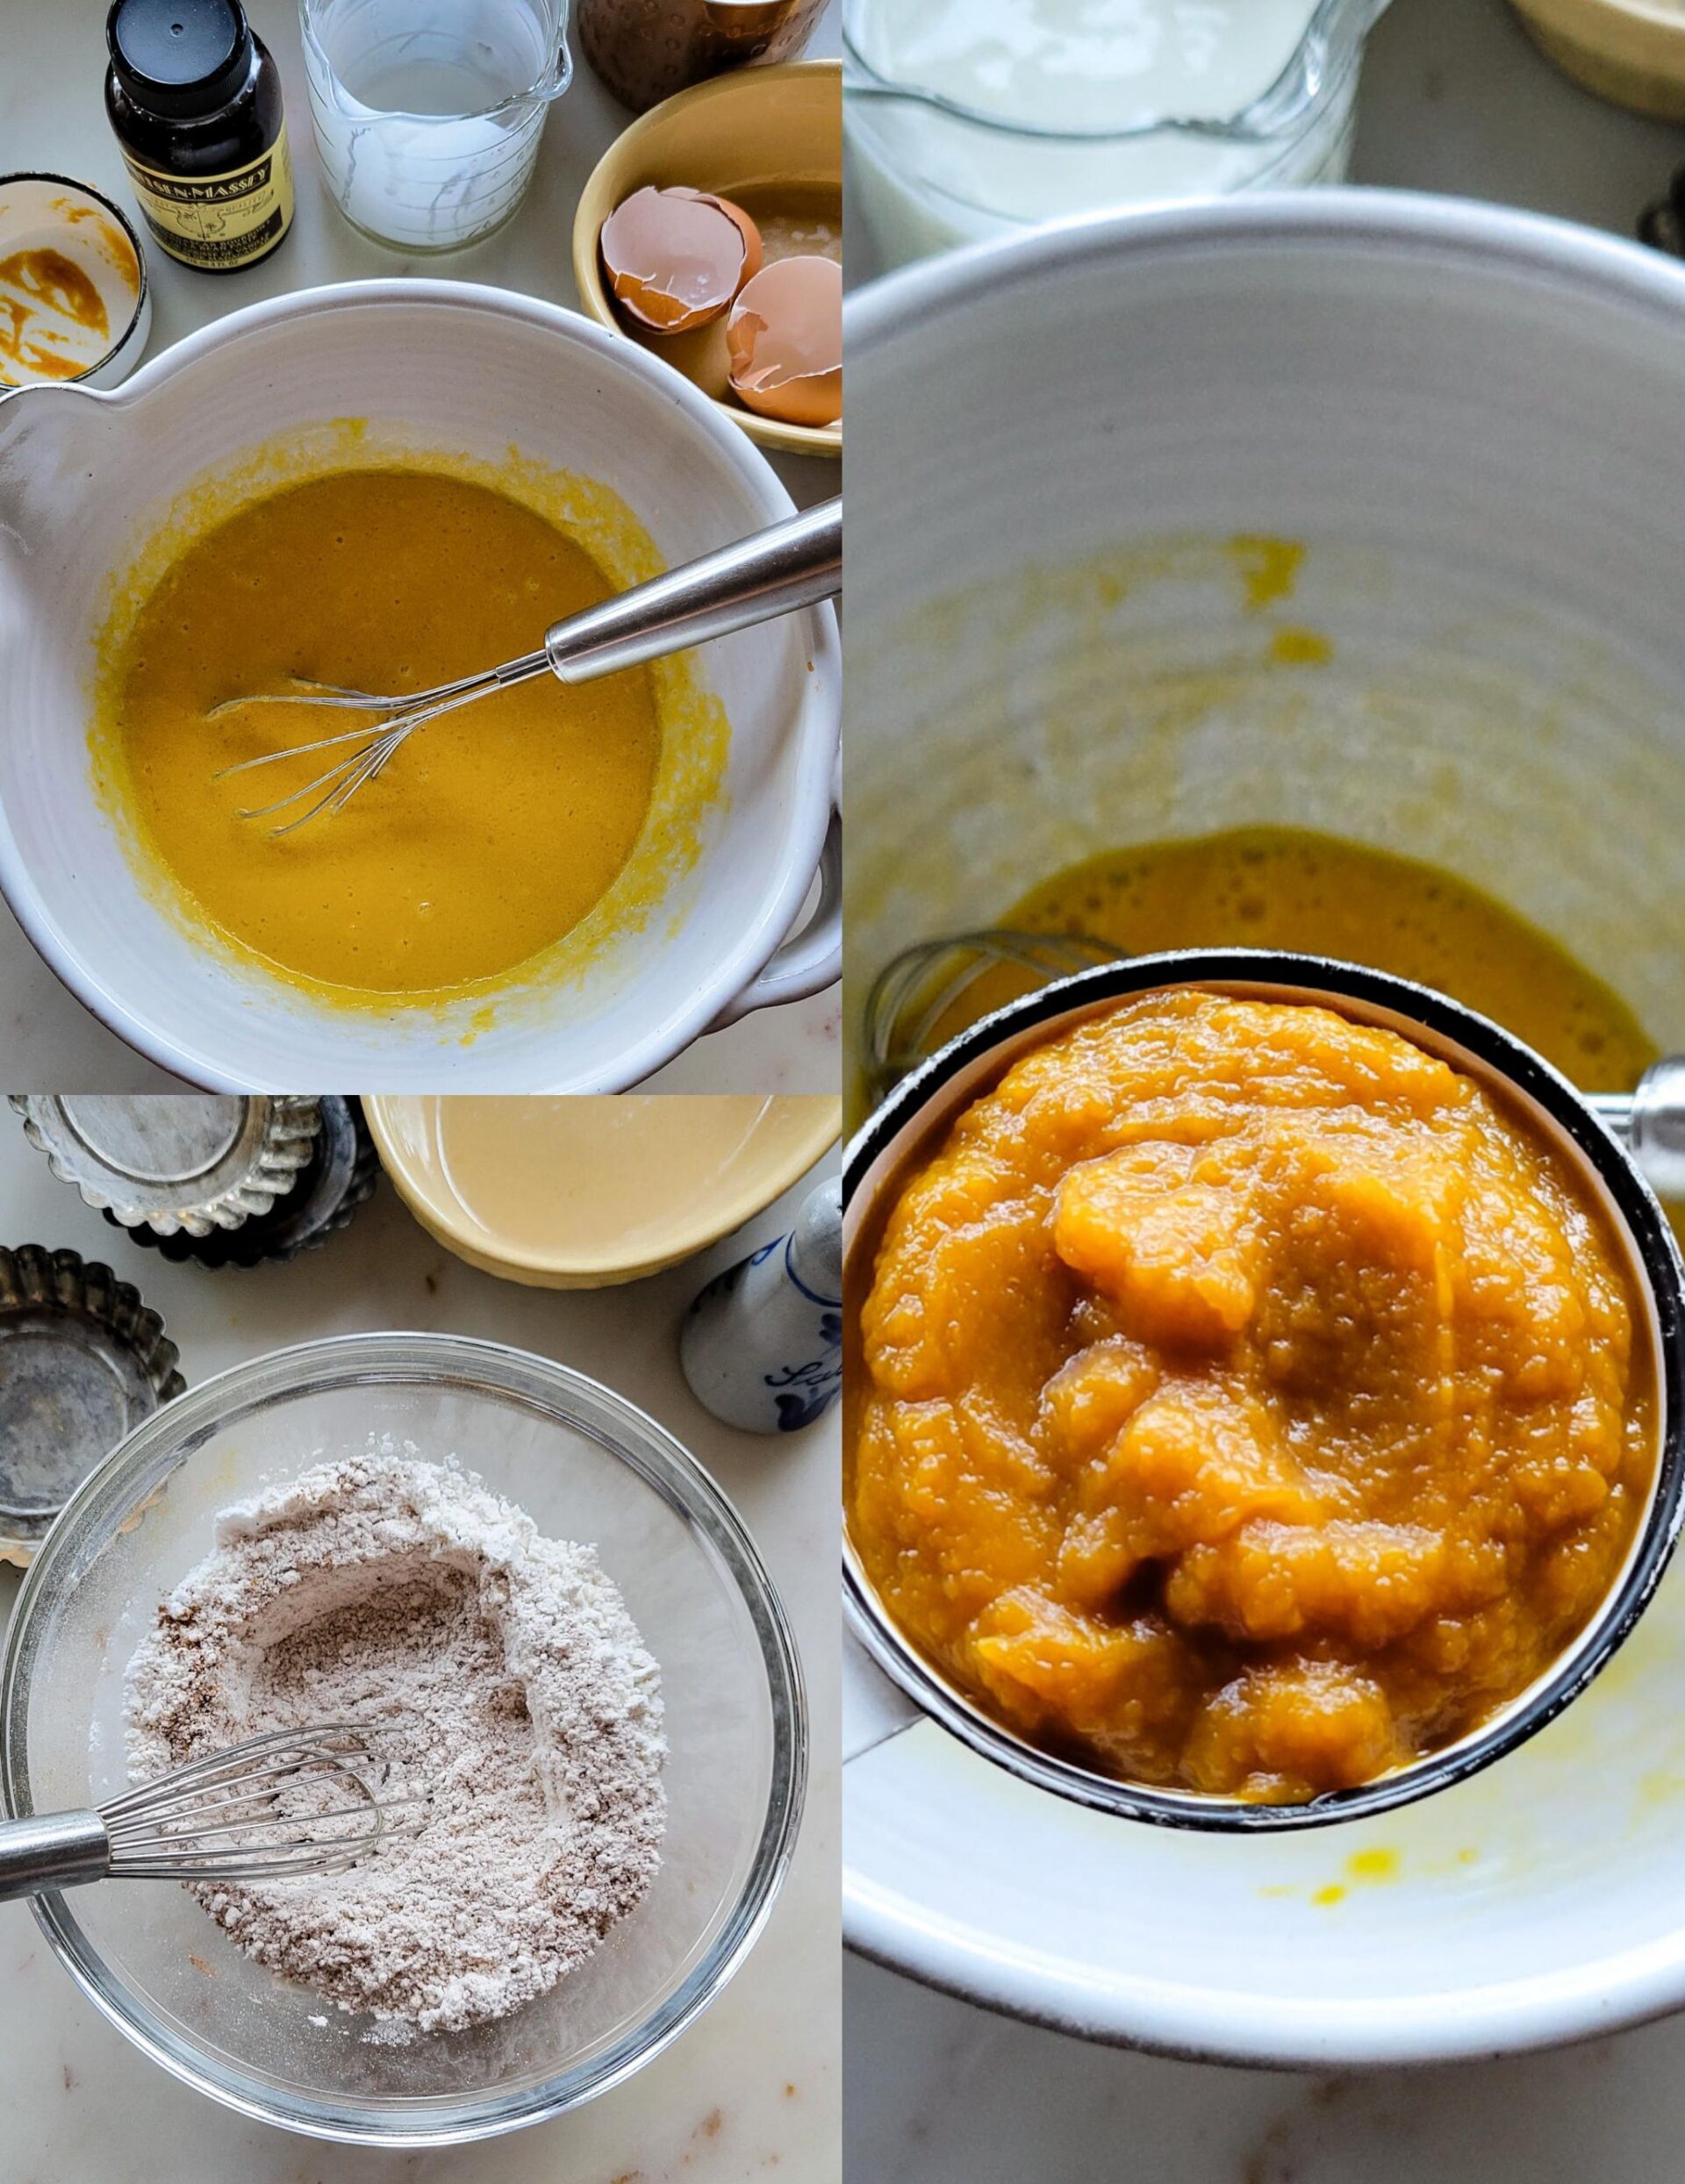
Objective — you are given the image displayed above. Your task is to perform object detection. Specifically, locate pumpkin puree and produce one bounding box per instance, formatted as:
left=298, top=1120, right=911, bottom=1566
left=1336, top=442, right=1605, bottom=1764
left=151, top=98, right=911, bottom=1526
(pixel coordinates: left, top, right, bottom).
left=850, top=990, right=1655, bottom=1802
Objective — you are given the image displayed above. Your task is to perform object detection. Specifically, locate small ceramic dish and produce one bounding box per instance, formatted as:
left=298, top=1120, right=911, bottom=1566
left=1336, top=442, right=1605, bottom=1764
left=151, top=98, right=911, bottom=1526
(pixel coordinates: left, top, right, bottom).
left=573, top=61, right=842, bottom=460
left=0, top=175, right=149, bottom=394
left=1509, top=0, right=1685, bottom=120
left=367, top=1093, right=842, bottom=1288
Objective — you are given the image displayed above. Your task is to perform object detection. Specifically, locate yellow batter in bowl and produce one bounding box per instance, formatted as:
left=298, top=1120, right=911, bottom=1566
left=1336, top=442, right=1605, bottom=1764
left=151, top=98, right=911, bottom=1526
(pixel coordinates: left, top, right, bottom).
left=933, top=827, right=1658, bottom=1094
left=92, top=455, right=725, bottom=1006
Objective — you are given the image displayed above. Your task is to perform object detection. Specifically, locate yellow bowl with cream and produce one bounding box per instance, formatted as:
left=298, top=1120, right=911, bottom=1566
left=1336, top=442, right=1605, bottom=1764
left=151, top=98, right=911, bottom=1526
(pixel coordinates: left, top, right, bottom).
left=367, top=1094, right=842, bottom=1287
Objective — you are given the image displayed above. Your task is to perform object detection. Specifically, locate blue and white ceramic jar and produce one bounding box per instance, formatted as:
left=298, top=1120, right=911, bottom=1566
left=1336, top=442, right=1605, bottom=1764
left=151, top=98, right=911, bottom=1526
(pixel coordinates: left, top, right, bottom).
left=680, top=1176, right=842, bottom=1435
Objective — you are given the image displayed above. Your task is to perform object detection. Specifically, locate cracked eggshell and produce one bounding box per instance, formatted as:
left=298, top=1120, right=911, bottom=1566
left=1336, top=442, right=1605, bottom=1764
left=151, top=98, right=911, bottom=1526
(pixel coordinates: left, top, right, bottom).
left=599, top=184, right=762, bottom=336
left=727, top=254, right=842, bottom=429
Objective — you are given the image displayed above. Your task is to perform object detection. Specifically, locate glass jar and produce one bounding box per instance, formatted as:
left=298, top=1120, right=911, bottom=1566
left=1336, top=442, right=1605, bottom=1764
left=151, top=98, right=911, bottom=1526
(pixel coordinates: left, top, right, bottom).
left=577, top=0, right=828, bottom=113
left=104, top=0, right=294, bottom=274
left=843, top=0, right=1390, bottom=270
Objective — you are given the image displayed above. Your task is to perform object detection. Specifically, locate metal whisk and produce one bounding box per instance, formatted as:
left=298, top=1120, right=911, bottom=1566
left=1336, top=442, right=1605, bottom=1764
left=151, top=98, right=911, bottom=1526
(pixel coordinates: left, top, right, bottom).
left=0, top=1724, right=419, bottom=1901
left=862, top=928, right=1125, bottom=1102
left=212, top=496, right=842, bottom=837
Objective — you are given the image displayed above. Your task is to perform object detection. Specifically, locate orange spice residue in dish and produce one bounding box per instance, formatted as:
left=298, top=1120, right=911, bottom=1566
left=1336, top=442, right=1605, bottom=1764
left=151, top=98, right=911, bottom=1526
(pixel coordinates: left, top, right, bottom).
left=0, top=247, right=110, bottom=383
left=850, top=990, right=1656, bottom=1802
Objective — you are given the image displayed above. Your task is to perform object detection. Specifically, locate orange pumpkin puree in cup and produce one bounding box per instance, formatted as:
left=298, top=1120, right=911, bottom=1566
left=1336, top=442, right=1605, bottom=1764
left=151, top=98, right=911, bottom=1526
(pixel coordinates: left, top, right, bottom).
left=850, top=990, right=1656, bottom=1802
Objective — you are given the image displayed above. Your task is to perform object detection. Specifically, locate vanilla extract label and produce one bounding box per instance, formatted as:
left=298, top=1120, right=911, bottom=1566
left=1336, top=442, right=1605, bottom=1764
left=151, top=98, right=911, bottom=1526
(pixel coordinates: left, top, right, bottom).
left=121, top=128, right=293, bottom=269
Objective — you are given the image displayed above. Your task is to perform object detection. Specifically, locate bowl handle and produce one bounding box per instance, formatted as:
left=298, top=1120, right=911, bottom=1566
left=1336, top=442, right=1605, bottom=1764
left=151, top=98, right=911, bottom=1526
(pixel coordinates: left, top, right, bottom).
left=710, top=808, right=841, bottom=1028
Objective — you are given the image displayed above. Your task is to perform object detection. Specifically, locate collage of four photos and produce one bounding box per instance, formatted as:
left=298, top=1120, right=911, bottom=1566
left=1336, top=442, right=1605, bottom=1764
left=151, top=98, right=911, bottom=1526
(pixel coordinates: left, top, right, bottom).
left=11, top=0, right=1685, bottom=2179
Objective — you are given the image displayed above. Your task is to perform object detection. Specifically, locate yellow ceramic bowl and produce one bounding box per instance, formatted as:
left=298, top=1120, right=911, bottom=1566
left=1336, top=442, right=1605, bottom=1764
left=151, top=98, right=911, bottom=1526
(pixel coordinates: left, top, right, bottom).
left=367, top=1094, right=842, bottom=1288
left=1510, top=0, right=1685, bottom=119
left=572, top=60, right=842, bottom=461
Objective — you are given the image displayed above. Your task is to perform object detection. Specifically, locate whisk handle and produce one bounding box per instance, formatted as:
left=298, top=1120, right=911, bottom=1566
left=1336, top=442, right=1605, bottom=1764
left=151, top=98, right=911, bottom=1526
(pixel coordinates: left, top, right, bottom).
left=0, top=1809, right=111, bottom=1900
left=540, top=498, right=841, bottom=685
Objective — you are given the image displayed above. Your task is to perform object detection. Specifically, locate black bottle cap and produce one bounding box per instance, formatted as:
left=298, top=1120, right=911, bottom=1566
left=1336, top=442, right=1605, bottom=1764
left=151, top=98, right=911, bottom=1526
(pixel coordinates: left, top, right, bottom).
left=107, top=0, right=253, bottom=120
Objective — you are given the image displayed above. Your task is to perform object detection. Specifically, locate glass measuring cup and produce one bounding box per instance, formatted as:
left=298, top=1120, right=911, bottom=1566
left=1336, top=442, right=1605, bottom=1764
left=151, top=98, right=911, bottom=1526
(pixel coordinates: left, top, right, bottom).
left=301, top=0, right=572, bottom=253
left=842, top=0, right=1392, bottom=269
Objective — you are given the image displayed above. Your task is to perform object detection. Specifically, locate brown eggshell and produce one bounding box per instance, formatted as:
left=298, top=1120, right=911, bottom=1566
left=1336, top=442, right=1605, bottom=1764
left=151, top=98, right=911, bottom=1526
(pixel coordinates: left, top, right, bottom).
left=727, top=254, right=842, bottom=430
left=643, top=315, right=735, bottom=402
left=600, top=185, right=754, bottom=336
left=711, top=193, right=764, bottom=287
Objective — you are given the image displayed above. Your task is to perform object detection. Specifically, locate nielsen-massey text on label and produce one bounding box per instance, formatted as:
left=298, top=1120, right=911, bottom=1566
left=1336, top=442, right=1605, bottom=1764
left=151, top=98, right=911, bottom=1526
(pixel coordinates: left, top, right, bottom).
left=119, top=129, right=294, bottom=271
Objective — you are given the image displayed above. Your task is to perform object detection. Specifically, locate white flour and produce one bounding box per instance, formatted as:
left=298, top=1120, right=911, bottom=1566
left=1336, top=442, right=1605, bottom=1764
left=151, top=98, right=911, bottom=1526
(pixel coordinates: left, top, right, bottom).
left=124, top=1441, right=665, bottom=2037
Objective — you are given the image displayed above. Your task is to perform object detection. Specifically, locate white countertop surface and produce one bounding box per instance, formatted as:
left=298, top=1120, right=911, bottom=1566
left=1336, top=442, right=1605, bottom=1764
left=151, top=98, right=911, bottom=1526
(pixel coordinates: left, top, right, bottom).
left=844, top=0, right=1685, bottom=2178
left=0, top=0, right=842, bottom=1096
left=0, top=1110, right=841, bottom=2181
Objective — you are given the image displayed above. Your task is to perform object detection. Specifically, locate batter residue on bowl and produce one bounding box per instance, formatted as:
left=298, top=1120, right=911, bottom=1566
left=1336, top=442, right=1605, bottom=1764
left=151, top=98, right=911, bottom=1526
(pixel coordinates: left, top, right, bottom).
left=125, top=1442, right=665, bottom=2035
left=850, top=990, right=1656, bottom=1803
left=95, top=462, right=688, bottom=1002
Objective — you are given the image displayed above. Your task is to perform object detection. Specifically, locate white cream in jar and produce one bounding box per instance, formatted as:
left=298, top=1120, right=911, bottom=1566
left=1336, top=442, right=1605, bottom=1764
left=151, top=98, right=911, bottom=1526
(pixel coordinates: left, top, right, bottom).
left=845, top=0, right=1373, bottom=267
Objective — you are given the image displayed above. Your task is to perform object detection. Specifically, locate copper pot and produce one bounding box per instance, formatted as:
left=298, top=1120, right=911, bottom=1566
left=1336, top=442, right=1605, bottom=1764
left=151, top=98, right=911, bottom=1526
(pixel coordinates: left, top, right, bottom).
left=577, top=0, right=828, bottom=111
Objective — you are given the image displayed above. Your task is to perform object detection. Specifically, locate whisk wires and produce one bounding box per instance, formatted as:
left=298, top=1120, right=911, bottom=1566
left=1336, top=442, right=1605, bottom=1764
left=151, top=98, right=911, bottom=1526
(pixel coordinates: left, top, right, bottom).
left=103, top=1723, right=423, bottom=1881
left=863, top=929, right=1125, bottom=1102
left=210, top=660, right=548, bottom=836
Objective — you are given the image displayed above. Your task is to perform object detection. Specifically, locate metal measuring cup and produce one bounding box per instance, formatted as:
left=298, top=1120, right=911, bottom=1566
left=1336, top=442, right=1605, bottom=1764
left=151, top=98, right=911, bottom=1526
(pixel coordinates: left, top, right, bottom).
left=843, top=949, right=1685, bottom=1833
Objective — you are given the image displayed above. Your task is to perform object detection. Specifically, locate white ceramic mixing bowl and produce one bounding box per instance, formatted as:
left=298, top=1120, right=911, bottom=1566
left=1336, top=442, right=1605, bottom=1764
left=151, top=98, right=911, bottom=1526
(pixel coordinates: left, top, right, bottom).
left=844, top=191, right=1685, bottom=2064
left=0, top=281, right=840, bottom=1092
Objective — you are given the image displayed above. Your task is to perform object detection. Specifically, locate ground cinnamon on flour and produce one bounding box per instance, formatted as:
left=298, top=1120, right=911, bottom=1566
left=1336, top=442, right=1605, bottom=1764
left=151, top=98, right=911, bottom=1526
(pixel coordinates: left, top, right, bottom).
left=124, top=1441, right=665, bottom=2037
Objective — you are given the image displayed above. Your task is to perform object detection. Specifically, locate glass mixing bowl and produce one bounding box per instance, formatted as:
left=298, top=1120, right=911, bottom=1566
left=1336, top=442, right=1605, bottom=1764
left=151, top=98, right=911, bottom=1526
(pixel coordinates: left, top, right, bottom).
left=0, top=1333, right=804, bottom=2146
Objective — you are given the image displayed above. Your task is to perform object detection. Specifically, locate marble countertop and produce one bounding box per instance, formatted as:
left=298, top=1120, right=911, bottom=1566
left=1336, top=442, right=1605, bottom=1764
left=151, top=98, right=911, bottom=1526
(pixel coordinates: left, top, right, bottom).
left=0, top=1113, right=840, bottom=2181
left=845, top=1, right=1685, bottom=2178
left=0, top=3, right=842, bottom=1095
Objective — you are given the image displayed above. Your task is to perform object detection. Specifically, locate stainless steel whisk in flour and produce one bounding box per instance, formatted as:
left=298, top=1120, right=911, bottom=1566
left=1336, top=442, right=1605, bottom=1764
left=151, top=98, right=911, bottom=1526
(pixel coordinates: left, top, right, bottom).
left=0, top=1724, right=415, bottom=1901
left=212, top=496, right=842, bottom=836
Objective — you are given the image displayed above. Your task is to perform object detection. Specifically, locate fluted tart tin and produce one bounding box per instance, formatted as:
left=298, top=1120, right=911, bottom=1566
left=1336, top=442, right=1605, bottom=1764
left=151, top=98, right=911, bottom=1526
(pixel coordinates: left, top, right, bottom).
left=0, top=1243, right=184, bottom=1564
left=97, top=1098, right=380, bottom=1269
left=12, top=1094, right=318, bottom=1239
